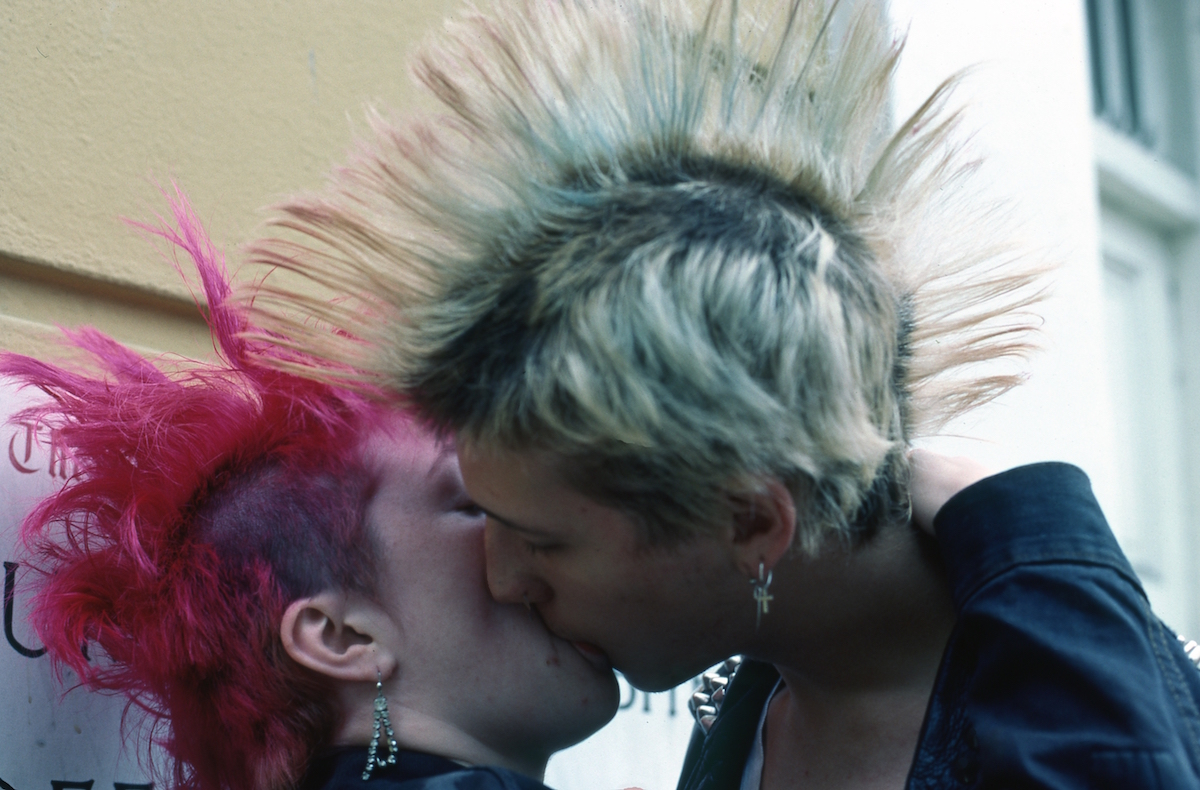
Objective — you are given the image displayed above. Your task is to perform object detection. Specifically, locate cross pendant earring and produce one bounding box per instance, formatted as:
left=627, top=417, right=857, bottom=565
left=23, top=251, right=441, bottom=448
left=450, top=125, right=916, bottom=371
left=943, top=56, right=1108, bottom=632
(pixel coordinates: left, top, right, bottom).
left=751, top=562, right=774, bottom=629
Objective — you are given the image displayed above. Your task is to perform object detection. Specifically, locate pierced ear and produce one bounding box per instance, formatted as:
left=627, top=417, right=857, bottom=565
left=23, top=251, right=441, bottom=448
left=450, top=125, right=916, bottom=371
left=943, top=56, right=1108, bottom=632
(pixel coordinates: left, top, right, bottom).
left=729, top=478, right=796, bottom=578
left=280, top=591, right=398, bottom=682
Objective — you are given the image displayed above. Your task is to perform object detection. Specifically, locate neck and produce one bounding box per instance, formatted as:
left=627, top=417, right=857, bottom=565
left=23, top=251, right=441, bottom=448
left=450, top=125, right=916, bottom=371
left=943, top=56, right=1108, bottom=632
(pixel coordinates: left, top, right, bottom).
left=744, top=525, right=955, bottom=789
left=334, top=702, right=550, bottom=781
left=750, top=523, right=954, bottom=713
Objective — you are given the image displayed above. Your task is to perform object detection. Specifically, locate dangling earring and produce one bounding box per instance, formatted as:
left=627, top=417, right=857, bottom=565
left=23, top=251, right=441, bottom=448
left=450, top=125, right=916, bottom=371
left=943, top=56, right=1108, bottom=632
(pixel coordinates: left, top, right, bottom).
left=750, top=561, right=774, bottom=630
left=362, top=670, right=399, bottom=781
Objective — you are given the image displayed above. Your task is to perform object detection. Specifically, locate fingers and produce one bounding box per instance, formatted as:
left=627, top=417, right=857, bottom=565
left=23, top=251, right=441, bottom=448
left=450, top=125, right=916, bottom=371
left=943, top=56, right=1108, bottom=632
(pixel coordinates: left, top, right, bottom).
left=908, top=449, right=995, bottom=535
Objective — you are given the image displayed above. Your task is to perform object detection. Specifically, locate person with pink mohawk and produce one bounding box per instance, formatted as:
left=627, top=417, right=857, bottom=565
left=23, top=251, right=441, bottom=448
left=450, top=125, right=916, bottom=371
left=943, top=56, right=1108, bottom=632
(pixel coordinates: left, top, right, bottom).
left=1, top=190, right=618, bottom=790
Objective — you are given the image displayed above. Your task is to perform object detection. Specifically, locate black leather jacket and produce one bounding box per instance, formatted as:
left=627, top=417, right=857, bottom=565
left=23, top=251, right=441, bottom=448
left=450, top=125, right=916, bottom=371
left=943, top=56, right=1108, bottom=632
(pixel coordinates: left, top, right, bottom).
left=677, top=463, right=1200, bottom=789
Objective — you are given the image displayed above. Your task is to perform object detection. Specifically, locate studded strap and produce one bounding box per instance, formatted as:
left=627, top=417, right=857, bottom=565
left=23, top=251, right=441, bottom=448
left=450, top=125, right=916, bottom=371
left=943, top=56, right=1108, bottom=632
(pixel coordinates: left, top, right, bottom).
left=689, top=656, right=744, bottom=733
left=1178, top=634, right=1200, bottom=670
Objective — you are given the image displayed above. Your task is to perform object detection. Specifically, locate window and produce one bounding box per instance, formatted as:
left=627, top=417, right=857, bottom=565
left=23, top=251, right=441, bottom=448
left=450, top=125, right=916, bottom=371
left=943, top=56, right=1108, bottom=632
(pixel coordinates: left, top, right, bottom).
left=1088, top=0, right=1146, bottom=141
left=1087, top=0, right=1197, bottom=173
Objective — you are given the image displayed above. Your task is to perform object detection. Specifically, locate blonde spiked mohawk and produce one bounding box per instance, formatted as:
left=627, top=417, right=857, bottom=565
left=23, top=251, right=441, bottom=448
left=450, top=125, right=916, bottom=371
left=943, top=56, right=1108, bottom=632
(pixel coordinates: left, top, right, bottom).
left=248, top=0, right=1042, bottom=552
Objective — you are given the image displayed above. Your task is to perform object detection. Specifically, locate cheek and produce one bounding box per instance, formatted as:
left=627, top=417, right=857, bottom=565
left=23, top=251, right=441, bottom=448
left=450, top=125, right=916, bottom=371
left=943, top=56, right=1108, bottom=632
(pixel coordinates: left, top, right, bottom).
left=558, top=543, right=650, bottom=601
left=560, top=545, right=711, bottom=623
left=484, top=520, right=528, bottom=572
left=428, top=531, right=490, bottom=601
left=401, top=512, right=487, bottom=571
left=380, top=523, right=492, bottom=619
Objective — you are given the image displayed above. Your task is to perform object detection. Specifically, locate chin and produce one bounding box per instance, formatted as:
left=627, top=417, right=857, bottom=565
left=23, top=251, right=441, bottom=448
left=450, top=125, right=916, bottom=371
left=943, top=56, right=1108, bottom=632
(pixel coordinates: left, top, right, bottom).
left=583, top=670, right=622, bottom=727
left=562, top=701, right=620, bottom=748
left=616, top=655, right=715, bottom=693
left=624, top=676, right=682, bottom=693
left=534, top=680, right=621, bottom=753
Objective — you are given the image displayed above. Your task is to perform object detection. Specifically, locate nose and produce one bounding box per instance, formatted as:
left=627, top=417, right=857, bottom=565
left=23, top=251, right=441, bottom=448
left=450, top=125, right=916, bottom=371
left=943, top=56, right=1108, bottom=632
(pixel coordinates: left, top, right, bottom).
left=484, top=519, right=553, bottom=605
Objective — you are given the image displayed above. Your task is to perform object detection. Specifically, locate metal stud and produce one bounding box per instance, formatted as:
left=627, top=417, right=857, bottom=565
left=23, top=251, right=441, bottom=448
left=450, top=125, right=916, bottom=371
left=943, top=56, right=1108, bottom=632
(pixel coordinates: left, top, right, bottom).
left=688, top=656, right=744, bottom=733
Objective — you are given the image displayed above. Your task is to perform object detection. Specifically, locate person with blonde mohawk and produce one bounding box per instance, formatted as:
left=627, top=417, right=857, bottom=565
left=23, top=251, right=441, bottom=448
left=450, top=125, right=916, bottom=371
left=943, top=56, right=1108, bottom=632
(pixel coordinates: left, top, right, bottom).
left=247, top=0, right=1200, bottom=787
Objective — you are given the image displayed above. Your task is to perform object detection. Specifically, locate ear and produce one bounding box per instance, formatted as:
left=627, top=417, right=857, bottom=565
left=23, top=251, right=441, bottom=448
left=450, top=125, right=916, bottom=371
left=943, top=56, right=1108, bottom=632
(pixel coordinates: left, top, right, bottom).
left=728, top=478, right=796, bottom=579
left=280, top=590, right=399, bottom=682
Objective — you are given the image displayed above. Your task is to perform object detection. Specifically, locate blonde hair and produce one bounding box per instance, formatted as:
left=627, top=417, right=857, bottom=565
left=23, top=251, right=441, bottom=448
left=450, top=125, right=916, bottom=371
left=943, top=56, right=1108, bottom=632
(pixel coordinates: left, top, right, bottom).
left=247, top=0, right=1043, bottom=552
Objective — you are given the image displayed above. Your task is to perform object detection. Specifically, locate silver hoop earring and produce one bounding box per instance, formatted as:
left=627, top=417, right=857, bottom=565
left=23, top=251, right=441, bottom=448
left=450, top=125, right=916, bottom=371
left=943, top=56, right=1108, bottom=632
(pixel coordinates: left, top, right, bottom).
left=750, top=561, right=774, bottom=629
left=362, top=670, right=399, bottom=781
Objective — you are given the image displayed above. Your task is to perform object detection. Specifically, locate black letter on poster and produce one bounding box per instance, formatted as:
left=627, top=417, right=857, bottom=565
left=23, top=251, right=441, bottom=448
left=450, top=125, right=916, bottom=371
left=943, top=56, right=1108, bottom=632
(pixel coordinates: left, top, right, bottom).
left=4, top=561, right=47, bottom=658
left=114, top=784, right=153, bottom=790
left=618, top=677, right=636, bottom=710
left=0, top=774, right=17, bottom=790
left=51, top=782, right=94, bottom=790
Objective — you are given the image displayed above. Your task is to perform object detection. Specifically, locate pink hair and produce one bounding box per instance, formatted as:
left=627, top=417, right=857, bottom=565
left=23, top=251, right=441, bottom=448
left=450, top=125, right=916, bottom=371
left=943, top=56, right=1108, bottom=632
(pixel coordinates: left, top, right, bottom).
left=2, top=188, right=387, bottom=790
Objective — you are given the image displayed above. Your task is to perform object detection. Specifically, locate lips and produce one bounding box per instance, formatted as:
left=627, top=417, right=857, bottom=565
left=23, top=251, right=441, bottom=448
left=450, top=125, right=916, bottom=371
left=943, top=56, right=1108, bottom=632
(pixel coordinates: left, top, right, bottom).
left=571, top=640, right=612, bottom=671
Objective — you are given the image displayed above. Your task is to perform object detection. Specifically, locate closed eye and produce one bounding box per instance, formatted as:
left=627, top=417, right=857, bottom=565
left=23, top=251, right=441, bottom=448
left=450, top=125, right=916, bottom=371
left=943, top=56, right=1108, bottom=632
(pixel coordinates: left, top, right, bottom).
left=456, top=501, right=485, bottom=519
left=524, top=540, right=559, bottom=556
left=480, top=508, right=563, bottom=555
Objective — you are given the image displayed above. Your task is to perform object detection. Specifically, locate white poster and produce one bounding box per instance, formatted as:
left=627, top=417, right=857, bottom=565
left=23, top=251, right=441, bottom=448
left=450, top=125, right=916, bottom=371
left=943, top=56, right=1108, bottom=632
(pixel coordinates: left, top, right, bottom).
left=0, top=380, right=155, bottom=789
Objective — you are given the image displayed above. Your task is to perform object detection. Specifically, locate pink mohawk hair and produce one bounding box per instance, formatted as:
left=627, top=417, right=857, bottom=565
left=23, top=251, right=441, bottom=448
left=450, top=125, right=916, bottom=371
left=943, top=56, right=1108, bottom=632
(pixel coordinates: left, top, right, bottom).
left=2, top=187, right=386, bottom=790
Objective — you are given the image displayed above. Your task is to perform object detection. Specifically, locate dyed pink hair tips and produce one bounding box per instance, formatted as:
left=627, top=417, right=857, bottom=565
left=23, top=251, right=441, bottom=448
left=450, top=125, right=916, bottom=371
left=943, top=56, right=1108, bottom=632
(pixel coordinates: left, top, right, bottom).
left=2, top=188, right=384, bottom=790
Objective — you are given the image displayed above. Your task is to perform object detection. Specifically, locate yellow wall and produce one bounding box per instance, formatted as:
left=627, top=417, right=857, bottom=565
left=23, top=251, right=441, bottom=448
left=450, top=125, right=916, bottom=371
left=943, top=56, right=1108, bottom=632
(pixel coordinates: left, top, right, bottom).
left=1, top=0, right=460, bottom=359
